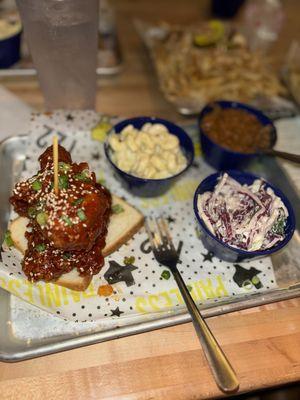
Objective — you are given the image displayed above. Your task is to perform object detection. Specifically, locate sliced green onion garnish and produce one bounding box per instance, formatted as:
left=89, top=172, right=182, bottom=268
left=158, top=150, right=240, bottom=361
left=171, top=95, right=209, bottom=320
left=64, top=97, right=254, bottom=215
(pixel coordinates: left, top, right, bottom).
left=58, top=162, right=71, bottom=172
left=77, top=209, right=86, bottom=221
left=4, top=230, right=13, bottom=247
left=28, top=206, right=37, bottom=218
left=58, top=174, right=69, bottom=189
left=112, top=204, right=124, bottom=214
left=36, top=212, right=48, bottom=226
left=124, top=256, right=135, bottom=265
left=62, top=215, right=73, bottom=226
left=63, top=252, right=72, bottom=260
left=72, top=198, right=84, bottom=206
left=161, top=270, right=171, bottom=280
left=251, top=276, right=260, bottom=285
left=242, top=279, right=252, bottom=290
left=187, top=285, right=193, bottom=292
left=271, top=216, right=286, bottom=235
left=82, top=169, right=90, bottom=176
left=35, top=243, right=46, bottom=252
left=73, top=170, right=91, bottom=182
left=32, top=180, right=42, bottom=191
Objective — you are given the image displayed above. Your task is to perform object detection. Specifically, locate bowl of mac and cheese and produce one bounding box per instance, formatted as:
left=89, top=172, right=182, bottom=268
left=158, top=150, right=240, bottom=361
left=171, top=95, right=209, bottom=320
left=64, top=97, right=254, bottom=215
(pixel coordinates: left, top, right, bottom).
left=104, top=116, right=194, bottom=197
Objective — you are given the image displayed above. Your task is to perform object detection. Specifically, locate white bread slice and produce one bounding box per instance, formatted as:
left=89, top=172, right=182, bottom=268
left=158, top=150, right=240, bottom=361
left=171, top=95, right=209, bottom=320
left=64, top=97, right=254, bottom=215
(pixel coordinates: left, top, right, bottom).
left=103, top=195, right=144, bottom=256
left=55, top=269, right=93, bottom=292
left=9, top=195, right=144, bottom=291
left=10, top=216, right=28, bottom=254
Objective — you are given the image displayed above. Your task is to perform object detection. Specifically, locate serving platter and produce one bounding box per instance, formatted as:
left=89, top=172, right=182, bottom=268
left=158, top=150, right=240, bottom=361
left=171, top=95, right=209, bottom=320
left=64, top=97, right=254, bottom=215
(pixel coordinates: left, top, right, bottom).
left=0, top=130, right=299, bottom=362
left=135, top=19, right=300, bottom=119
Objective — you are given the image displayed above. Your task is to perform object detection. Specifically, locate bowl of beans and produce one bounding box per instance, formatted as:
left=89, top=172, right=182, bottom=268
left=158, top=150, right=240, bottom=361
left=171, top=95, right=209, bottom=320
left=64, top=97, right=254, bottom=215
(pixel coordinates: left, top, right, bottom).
left=104, top=116, right=194, bottom=197
left=198, top=100, right=277, bottom=170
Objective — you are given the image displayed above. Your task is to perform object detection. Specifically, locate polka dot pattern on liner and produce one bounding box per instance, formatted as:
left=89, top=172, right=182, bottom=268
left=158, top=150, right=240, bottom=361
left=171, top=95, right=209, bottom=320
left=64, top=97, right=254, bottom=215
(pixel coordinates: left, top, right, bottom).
left=0, top=111, right=277, bottom=323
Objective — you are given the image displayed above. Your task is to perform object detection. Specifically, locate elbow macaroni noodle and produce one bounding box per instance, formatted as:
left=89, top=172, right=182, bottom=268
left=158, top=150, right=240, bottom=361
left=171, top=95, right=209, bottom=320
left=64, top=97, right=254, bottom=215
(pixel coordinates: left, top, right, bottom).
left=108, top=123, right=188, bottom=179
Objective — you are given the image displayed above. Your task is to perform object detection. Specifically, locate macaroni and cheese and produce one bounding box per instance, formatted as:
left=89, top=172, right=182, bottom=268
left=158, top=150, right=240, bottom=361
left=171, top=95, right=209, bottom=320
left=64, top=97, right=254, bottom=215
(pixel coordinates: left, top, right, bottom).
left=108, top=123, right=188, bottom=179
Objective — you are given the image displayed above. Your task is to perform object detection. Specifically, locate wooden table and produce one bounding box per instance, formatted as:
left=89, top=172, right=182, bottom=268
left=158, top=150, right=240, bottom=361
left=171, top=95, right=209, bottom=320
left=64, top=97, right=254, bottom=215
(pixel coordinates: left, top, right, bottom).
left=1, top=1, right=300, bottom=399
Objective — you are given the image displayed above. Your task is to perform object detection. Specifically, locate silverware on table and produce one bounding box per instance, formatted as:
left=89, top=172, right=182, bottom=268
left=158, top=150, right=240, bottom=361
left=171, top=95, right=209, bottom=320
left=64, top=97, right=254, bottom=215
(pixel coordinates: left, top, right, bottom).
left=145, top=217, right=239, bottom=394
left=259, top=147, right=300, bottom=164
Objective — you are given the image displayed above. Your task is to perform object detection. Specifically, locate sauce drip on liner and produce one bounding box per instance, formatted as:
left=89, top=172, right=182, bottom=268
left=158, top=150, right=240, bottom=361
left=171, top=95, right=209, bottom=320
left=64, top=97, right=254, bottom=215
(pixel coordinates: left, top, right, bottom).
left=10, top=145, right=112, bottom=282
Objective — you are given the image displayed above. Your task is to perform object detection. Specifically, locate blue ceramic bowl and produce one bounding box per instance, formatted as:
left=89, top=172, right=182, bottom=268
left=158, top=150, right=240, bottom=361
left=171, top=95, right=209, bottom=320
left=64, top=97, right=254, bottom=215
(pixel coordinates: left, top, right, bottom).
left=198, top=100, right=277, bottom=170
left=104, top=116, right=195, bottom=197
left=0, top=30, right=22, bottom=68
left=193, top=170, right=296, bottom=262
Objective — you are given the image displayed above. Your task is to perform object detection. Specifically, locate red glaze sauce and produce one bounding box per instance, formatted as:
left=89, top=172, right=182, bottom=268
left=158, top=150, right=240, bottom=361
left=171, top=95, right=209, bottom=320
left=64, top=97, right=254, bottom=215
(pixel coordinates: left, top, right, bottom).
left=10, top=145, right=112, bottom=282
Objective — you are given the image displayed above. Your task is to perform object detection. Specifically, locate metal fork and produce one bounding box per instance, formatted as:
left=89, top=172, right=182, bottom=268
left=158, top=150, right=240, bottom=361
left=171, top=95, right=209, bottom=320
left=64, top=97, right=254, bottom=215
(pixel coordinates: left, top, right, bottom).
left=145, top=217, right=239, bottom=393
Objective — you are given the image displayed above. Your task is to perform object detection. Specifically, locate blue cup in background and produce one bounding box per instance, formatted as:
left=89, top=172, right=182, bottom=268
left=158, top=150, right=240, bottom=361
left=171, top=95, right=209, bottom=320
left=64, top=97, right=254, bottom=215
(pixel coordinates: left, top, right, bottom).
left=0, top=26, right=22, bottom=68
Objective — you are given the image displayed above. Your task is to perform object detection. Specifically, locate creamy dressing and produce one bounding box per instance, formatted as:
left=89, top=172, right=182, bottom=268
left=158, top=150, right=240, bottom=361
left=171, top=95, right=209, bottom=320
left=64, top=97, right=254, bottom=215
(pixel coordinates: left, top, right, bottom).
left=197, top=173, right=288, bottom=251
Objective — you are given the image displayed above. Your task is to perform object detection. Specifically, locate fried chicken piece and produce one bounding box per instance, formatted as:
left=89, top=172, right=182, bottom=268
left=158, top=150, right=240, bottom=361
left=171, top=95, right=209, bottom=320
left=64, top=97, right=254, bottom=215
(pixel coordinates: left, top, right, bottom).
left=10, top=145, right=72, bottom=217
left=23, top=226, right=107, bottom=282
left=10, top=145, right=112, bottom=252
left=39, top=144, right=72, bottom=169
left=43, top=181, right=111, bottom=251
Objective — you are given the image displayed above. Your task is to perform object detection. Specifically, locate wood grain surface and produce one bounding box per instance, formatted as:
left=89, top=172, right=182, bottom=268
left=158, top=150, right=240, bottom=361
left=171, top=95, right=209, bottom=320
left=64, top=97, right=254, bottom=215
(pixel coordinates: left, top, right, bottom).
left=1, top=300, right=300, bottom=399
left=0, top=1, right=300, bottom=399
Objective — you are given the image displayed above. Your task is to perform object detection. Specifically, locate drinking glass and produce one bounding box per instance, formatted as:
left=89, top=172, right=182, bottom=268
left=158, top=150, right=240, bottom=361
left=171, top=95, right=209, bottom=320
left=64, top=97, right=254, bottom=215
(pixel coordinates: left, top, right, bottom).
left=16, top=0, right=99, bottom=110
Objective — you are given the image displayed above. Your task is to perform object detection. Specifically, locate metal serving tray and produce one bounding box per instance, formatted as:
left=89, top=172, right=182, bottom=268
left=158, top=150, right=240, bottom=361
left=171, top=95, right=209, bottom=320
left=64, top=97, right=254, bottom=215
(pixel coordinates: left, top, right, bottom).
left=0, top=134, right=299, bottom=362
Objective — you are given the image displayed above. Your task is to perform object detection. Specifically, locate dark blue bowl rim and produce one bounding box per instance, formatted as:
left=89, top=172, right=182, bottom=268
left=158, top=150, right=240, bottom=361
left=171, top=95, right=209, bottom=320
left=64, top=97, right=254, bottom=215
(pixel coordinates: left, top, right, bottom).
left=0, top=28, right=22, bottom=43
left=198, top=100, right=277, bottom=157
left=193, top=170, right=296, bottom=257
left=104, top=116, right=195, bottom=183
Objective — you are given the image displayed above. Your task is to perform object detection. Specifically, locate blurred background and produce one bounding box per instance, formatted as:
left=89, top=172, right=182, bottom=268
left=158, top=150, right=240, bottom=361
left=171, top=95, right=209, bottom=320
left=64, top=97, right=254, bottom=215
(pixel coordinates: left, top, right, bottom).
left=0, top=0, right=298, bottom=116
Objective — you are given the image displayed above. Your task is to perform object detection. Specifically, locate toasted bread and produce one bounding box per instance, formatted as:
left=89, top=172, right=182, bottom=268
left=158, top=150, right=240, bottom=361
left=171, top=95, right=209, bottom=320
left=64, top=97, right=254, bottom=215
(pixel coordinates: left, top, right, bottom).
left=9, top=195, right=144, bottom=291
left=10, top=216, right=28, bottom=254
left=103, top=196, right=144, bottom=256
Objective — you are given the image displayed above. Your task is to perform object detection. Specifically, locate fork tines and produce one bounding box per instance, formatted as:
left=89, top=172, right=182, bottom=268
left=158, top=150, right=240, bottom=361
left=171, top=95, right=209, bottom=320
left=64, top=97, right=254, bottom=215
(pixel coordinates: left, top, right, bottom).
left=145, top=217, right=175, bottom=251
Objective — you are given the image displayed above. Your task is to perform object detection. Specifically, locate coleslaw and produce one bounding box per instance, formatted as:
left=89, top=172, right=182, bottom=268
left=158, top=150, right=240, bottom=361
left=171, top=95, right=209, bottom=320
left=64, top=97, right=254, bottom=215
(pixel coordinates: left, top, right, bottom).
left=197, top=173, right=289, bottom=251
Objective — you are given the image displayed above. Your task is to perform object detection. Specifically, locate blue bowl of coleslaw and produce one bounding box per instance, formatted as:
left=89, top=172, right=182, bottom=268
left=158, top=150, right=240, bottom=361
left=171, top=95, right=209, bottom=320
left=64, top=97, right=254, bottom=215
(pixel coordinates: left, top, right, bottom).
left=193, top=170, right=296, bottom=262
left=104, top=117, right=194, bottom=197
